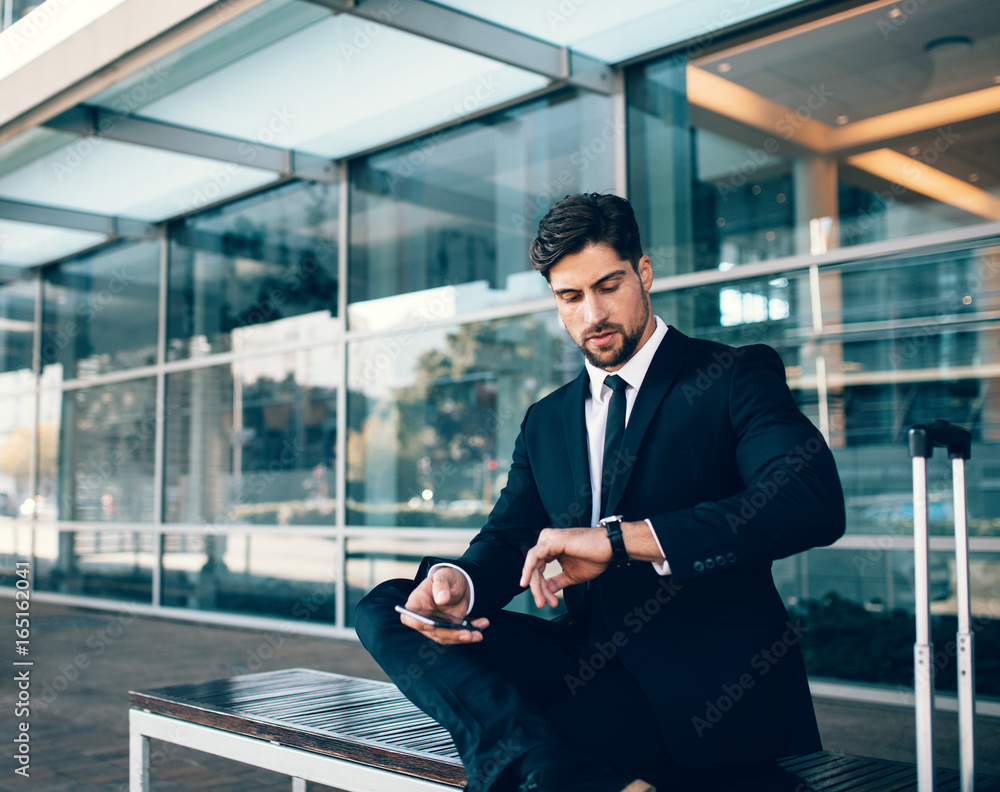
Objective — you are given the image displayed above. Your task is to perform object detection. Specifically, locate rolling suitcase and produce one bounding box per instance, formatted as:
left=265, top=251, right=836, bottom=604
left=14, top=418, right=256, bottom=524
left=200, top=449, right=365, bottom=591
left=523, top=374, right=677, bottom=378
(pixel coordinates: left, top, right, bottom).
left=908, top=420, right=975, bottom=792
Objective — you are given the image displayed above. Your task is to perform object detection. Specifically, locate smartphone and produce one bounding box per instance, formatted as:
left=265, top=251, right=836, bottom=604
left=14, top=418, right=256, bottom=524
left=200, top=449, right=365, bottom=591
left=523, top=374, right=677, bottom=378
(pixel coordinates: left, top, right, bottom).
left=394, top=604, right=481, bottom=631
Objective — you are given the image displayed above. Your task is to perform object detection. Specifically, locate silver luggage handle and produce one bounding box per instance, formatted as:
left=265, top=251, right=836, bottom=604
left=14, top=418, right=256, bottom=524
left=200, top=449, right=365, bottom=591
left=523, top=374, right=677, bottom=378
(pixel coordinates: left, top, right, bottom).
left=908, top=421, right=974, bottom=792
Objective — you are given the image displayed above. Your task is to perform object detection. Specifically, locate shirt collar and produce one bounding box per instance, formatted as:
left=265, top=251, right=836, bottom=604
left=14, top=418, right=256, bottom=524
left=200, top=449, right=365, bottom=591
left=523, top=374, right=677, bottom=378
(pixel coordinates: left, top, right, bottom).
left=586, top=316, right=668, bottom=403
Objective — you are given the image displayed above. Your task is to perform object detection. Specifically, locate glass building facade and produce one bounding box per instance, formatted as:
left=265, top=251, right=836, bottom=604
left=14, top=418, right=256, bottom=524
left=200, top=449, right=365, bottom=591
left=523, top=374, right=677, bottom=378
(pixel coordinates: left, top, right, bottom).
left=1, top=0, right=999, bottom=701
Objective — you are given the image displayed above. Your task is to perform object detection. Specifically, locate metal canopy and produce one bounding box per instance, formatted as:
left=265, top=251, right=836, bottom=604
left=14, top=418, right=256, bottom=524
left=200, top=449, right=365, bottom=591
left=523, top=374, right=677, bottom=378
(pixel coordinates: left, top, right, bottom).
left=0, top=198, right=156, bottom=239
left=42, top=106, right=338, bottom=183
left=303, top=0, right=613, bottom=94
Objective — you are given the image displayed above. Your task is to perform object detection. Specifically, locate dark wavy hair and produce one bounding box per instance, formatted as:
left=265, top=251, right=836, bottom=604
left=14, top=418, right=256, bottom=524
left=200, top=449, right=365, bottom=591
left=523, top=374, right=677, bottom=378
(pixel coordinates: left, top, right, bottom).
left=529, top=193, right=643, bottom=280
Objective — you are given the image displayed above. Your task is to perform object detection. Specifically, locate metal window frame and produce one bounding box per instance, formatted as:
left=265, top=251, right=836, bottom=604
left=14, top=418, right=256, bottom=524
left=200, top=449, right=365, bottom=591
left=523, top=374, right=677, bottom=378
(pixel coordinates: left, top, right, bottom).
left=302, top=0, right=612, bottom=94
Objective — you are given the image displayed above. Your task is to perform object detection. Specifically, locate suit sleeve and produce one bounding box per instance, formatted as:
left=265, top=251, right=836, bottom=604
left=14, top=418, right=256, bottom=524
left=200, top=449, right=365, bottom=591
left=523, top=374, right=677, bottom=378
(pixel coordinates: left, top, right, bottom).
left=651, top=345, right=845, bottom=582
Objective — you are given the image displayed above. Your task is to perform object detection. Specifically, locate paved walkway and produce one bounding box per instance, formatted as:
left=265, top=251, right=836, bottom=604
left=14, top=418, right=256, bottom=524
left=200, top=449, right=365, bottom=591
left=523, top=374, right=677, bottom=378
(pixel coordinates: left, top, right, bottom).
left=2, top=599, right=998, bottom=791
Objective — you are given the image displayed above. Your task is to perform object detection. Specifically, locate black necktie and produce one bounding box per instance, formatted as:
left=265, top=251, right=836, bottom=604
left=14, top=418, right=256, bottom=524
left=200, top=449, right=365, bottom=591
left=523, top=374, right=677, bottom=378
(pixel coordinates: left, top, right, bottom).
left=600, top=374, right=628, bottom=517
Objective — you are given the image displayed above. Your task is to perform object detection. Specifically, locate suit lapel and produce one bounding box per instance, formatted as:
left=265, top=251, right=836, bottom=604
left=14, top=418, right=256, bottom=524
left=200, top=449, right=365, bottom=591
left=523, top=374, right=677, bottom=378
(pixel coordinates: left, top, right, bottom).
left=563, top=368, right=592, bottom=521
left=605, top=326, right=691, bottom=513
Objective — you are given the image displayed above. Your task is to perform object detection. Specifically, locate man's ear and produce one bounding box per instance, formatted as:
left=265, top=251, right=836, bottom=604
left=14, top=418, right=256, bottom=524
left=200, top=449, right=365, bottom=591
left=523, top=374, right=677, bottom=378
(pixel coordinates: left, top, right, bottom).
left=638, top=255, right=653, bottom=291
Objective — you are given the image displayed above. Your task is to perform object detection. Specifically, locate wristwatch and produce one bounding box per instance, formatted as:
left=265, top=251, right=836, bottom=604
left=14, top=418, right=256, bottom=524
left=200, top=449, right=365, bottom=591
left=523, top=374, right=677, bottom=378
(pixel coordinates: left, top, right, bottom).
left=599, top=515, right=630, bottom=565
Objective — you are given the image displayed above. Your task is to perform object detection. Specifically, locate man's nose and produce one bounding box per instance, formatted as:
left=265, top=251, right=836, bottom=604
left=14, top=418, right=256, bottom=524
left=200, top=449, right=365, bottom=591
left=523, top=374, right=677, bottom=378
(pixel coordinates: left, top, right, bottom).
left=583, top=293, right=609, bottom=326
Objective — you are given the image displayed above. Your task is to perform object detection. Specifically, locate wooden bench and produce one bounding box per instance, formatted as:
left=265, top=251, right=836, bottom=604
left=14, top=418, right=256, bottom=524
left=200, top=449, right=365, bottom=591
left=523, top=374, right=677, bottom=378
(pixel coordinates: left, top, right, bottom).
left=128, top=668, right=995, bottom=791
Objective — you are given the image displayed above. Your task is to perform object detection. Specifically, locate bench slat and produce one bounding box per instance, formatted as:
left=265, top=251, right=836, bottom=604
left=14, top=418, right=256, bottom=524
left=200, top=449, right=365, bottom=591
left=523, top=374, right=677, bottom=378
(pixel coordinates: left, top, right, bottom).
left=129, top=668, right=466, bottom=786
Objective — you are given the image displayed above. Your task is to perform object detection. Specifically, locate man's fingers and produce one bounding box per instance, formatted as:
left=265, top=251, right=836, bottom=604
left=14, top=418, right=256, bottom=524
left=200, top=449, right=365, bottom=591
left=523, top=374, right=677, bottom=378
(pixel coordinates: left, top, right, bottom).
left=397, top=612, right=485, bottom=645
left=529, top=568, right=546, bottom=609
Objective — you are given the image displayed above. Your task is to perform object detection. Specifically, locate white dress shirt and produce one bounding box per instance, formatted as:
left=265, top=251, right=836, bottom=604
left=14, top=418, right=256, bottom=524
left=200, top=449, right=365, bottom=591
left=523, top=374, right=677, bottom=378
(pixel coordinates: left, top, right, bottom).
left=584, top=316, right=671, bottom=576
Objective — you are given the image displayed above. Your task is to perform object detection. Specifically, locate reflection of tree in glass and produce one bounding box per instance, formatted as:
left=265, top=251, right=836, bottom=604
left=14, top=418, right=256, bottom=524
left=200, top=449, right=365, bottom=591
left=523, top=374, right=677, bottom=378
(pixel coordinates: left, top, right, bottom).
left=364, top=316, right=580, bottom=525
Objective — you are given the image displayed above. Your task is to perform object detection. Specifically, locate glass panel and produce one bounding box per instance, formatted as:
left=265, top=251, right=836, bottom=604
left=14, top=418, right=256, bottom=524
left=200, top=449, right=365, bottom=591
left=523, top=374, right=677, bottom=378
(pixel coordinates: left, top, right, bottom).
left=0, top=392, right=36, bottom=520
left=437, top=0, right=805, bottom=62
left=55, top=377, right=157, bottom=521
left=345, top=534, right=561, bottom=626
left=111, top=8, right=546, bottom=161
left=35, top=375, right=61, bottom=522
left=349, top=89, right=615, bottom=327
left=87, top=0, right=325, bottom=115
left=32, top=525, right=153, bottom=602
left=677, top=0, right=1000, bottom=264
left=346, top=311, right=580, bottom=528
left=0, top=138, right=278, bottom=222
left=627, top=55, right=695, bottom=279
left=0, top=277, right=35, bottom=380
left=775, top=548, right=1000, bottom=698
left=651, top=271, right=811, bottom=361
left=0, top=521, right=31, bottom=588
left=830, top=245, right=998, bottom=380
left=0, top=219, right=107, bottom=267
left=161, top=531, right=337, bottom=621
left=630, top=0, right=1000, bottom=275
left=41, top=240, right=160, bottom=380
left=167, top=182, right=340, bottom=360
left=164, top=348, right=339, bottom=525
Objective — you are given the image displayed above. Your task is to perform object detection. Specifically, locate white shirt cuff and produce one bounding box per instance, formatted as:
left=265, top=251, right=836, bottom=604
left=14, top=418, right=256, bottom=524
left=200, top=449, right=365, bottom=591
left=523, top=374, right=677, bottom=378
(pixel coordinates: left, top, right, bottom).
left=427, top=562, right=475, bottom=615
left=644, top=518, right=672, bottom=576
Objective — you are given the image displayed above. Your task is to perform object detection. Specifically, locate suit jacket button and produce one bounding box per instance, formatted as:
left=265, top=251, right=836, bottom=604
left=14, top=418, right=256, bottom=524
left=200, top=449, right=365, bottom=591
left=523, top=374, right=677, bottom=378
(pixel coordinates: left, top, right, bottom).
left=726, top=552, right=737, bottom=563
left=704, top=558, right=715, bottom=569
left=693, top=561, right=704, bottom=572
left=716, top=555, right=726, bottom=566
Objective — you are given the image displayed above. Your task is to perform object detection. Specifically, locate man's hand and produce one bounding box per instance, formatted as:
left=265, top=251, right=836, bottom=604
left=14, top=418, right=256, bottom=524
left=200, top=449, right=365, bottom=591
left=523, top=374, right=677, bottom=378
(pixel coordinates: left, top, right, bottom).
left=399, top=566, right=489, bottom=644
left=519, top=527, right=612, bottom=609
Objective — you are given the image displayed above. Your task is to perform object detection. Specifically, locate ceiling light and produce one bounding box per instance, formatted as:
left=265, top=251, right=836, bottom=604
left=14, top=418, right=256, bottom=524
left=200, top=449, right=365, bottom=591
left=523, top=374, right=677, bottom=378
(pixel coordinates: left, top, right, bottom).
left=718, top=62, right=732, bottom=73
left=835, top=115, right=850, bottom=125
left=889, top=8, right=903, bottom=19
left=907, top=146, right=921, bottom=156
left=969, top=173, right=980, bottom=182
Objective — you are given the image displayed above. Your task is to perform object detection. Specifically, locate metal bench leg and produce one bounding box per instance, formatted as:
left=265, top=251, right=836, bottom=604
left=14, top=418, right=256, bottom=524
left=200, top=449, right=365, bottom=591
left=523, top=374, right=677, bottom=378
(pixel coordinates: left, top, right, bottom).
left=129, top=728, right=151, bottom=792
left=292, top=778, right=307, bottom=792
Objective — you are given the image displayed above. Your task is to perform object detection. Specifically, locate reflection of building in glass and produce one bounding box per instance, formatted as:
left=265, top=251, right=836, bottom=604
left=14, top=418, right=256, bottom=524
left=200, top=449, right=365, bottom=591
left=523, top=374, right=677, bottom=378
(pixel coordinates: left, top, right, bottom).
left=1, top=0, right=999, bottom=700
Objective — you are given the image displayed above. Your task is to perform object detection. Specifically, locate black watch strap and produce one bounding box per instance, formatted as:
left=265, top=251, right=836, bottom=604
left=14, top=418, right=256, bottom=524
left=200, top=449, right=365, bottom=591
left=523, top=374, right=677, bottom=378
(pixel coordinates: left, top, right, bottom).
left=600, top=515, right=629, bottom=565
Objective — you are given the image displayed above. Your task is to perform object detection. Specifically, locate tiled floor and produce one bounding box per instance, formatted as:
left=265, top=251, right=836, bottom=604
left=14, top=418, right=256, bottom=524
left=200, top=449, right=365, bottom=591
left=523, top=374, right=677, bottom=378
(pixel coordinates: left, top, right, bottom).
left=2, top=599, right=998, bottom=790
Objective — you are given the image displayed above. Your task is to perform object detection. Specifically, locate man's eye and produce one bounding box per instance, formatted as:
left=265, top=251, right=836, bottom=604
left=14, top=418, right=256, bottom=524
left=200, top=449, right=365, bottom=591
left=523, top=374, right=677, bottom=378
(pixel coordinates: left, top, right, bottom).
left=602, top=284, right=620, bottom=293
left=562, top=294, right=581, bottom=303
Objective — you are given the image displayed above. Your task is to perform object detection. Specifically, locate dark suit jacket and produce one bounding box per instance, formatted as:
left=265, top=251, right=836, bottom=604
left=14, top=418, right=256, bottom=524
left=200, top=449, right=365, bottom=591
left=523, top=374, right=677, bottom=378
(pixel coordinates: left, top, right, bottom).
left=429, top=326, right=845, bottom=767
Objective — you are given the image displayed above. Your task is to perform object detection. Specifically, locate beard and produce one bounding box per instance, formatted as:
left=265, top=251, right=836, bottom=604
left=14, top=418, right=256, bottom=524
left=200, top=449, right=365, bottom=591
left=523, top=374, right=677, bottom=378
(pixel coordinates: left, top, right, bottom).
left=577, top=296, right=651, bottom=370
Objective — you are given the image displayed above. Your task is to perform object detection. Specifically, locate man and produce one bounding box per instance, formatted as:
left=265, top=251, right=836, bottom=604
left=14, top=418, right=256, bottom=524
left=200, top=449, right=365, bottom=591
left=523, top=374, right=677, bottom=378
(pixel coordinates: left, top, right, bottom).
left=356, top=193, right=845, bottom=792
